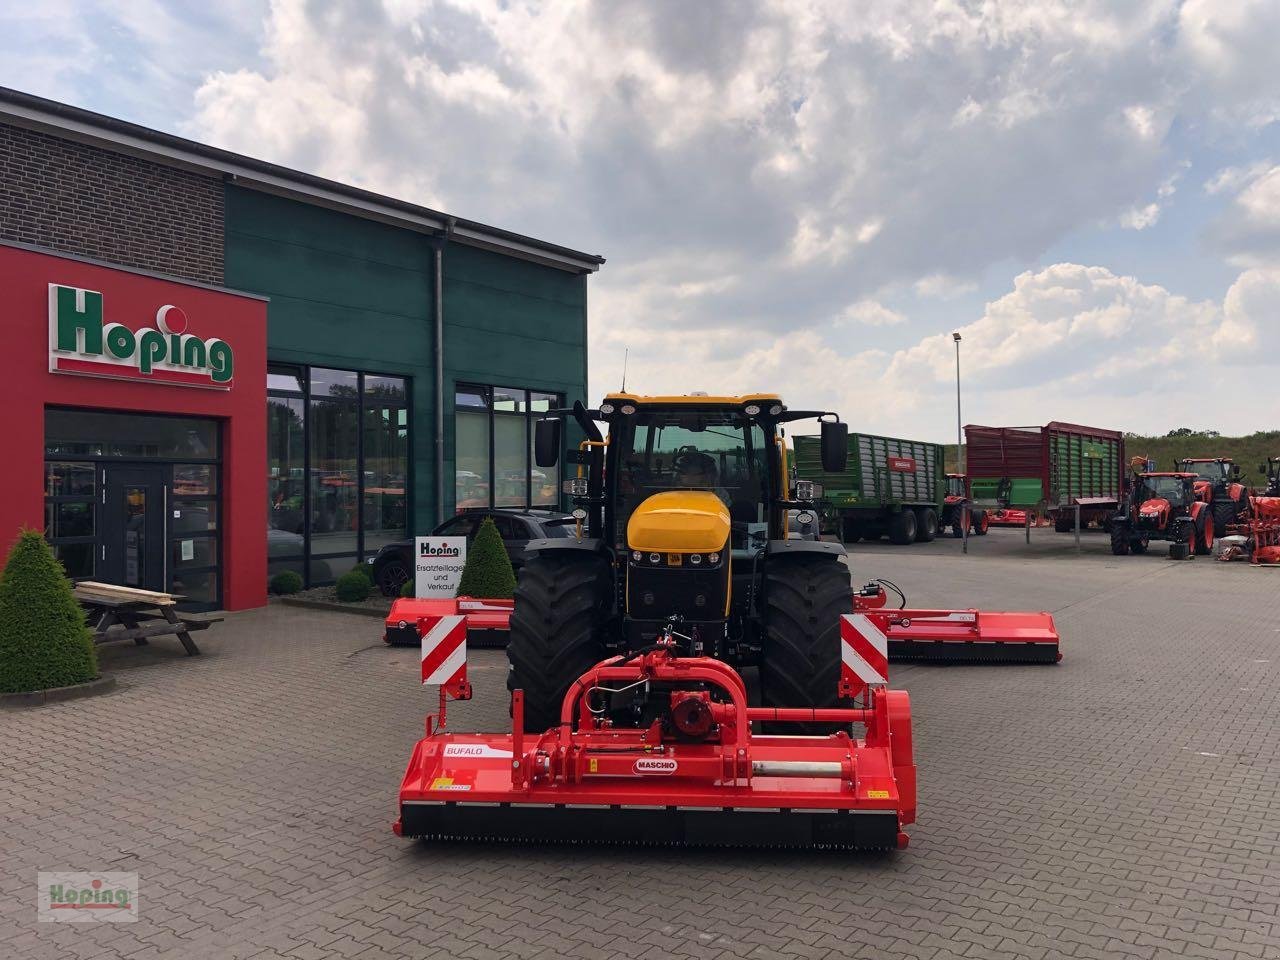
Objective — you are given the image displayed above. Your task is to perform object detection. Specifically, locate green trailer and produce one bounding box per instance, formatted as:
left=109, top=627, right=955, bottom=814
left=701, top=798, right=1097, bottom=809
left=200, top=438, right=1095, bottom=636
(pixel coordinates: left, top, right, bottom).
left=794, top=432, right=945, bottom=544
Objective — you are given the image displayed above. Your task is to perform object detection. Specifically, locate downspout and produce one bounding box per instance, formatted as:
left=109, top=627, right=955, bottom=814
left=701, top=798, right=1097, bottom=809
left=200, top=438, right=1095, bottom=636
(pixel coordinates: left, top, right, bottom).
left=434, top=216, right=456, bottom=525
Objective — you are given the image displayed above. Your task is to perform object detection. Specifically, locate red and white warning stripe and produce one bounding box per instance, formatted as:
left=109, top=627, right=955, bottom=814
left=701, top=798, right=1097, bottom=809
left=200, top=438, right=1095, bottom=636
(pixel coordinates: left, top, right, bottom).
left=420, top=614, right=467, bottom=687
left=840, top=613, right=889, bottom=693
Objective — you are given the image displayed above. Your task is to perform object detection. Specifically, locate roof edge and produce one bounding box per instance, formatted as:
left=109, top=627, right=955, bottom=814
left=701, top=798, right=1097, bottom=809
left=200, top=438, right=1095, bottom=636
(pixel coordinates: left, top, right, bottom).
left=0, top=86, right=605, bottom=274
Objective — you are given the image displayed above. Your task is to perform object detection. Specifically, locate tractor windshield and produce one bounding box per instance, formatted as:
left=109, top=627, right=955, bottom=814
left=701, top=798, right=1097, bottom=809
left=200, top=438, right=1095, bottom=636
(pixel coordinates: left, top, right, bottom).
left=1144, top=476, right=1189, bottom=501
left=616, top=411, right=770, bottom=524
left=1182, top=461, right=1227, bottom=481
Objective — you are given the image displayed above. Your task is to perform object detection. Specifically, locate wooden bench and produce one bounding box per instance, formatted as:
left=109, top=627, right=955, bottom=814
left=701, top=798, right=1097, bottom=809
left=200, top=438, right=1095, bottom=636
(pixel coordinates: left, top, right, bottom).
left=74, top=582, right=222, bottom=656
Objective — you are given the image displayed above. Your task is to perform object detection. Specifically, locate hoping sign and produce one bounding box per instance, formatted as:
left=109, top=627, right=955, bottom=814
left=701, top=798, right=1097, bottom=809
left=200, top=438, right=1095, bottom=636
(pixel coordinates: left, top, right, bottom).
left=415, top=537, right=467, bottom=598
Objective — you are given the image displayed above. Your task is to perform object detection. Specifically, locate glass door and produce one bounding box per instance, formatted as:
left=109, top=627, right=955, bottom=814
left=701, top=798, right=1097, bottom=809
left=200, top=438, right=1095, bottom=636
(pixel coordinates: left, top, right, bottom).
left=101, top=465, right=168, bottom=592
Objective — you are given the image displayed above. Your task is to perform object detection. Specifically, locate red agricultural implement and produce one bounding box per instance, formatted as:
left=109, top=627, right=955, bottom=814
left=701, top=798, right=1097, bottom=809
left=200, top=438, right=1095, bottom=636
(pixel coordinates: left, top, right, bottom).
left=854, top=580, right=1061, bottom=663
left=384, top=596, right=513, bottom=648
left=395, top=612, right=917, bottom=851
left=1175, top=457, right=1250, bottom=536
left=986, top=508, right=1045, bottom=528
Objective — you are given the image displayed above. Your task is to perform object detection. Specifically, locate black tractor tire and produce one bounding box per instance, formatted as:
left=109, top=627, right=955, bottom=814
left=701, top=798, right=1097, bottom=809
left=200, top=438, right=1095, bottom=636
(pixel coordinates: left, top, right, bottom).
left=1195, top=511, right=1213, bottom=556
left=841, top=518, right=862, bottom=544
left=888, top=509, right=917, bottom=545
left=760, top=554, right=852, bottom=734
left=1110, top=526, right=1131, bottom=556
left=507, top=552, right=612, bottom=733
left=1211, top=497, right=1242, bottom=537
left=1054, top=513, right=1074, bottom=533
left=972, top=510, right=989, bottom=535
left=915, top=507, right=939, bottom=542
left=950, top=520, right=965, bottom=538
left=1130, top=537, right=1149, bottom=554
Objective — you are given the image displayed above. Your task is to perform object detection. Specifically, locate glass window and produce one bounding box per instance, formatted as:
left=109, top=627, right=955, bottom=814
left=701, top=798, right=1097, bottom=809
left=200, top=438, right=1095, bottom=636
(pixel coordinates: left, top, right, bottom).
left=46, top=501, right=94, bottom=539
left=173, top=464, right=217, bottom=496
left=45, top=409, right=219, bottom=460
left=493, top=387, right=526, bottom=412
left=173, top=502, right=217, bottom=534
left=530, top=392, right=558, bottom=414
left=494, top=413, right=528, bottom=507
left=172, top=536, right=217, bottom=570
left=172, top=569, right=217, bottom=605
left=365, top=375, right=407, bottom=403
left=267, top=397, right=306, bottom=540
left=436, top=515, right=476, bottom=538
left=310, top=396, right=359, bottom=556
left=267, top=365, right=304, bottom=393
left=309, top=554, right=353, bottom=585
left=46, top=462, right=95, bottom=497
left=310, top=367, right=360, bottom=398
left=363, top=401, right=408, bottom=553
left=52, top=541, right=95, bottom=579
left=456, top=392, right=491, bottom=510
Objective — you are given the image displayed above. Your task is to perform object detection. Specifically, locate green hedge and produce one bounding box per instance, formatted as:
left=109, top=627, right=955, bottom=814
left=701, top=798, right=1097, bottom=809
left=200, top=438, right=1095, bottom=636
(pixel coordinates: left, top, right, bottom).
left=400, top=578, right=414, bottom=598
left=335, top=570, right=371, bottom=603
left=456, top=517, right=516, bottom=599
left=270, top=570, right=303, bottom=595
left=0, top=531, right=97, bottom=693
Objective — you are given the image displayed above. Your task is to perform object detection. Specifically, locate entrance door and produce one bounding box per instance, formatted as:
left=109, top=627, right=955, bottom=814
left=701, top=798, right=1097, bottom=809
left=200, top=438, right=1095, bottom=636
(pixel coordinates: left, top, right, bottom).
left=102, top=465, right=168, bottom=592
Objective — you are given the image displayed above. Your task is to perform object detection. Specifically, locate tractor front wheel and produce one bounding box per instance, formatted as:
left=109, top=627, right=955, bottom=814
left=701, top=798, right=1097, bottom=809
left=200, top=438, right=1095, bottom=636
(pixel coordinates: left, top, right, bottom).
left=761, top=554, right=851, bottom=734
left=973, top=510, right=990, bottom=535
left=507, top=552, right=612, bottom=733
left=1195, top=511, right=1214, bottom=556
left=1110, top=526, right=1131, bottom=556
left=1212, top=494, right=1246, bottom=537
left=1131, top=537, right=1149, bottom=554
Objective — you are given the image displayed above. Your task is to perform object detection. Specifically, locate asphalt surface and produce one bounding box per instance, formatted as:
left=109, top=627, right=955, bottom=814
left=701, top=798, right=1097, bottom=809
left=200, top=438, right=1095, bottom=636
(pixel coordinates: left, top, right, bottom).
left=3, top=526, right=1279, bottom=959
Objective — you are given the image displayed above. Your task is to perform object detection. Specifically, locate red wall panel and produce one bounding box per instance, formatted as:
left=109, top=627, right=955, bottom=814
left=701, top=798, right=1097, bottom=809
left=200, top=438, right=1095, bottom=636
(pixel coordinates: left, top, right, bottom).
left=0, top=243, right=267, bottom=610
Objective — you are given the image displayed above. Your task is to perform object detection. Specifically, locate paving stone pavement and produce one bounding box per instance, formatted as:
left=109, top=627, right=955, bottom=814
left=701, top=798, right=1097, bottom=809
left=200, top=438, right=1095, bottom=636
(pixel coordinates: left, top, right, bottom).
left=2, top=528, right=1279, bottom=959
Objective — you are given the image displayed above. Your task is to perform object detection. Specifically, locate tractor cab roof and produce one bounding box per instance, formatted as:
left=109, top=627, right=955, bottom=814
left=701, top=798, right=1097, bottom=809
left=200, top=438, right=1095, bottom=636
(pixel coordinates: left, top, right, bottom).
left=602, top=392, right=783, bottom=407
left=1140, top=471, right=1197, bottom=479
left=1178, top=457, right=1232, bottom=463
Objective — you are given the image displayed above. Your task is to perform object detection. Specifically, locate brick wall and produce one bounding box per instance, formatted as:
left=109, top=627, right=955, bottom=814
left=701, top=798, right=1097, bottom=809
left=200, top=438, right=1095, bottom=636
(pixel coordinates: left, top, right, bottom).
left=0, top=122, right=223, bottom=284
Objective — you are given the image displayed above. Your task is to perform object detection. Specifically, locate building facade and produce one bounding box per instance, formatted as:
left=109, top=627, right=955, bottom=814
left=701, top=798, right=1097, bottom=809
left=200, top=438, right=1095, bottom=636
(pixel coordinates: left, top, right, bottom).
left=0, top=88, right=602, bottom=609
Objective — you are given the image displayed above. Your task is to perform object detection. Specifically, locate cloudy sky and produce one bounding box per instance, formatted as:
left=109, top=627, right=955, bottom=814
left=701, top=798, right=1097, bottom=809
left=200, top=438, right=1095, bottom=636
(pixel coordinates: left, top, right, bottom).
left=7, top=0, right=1280, bottom=441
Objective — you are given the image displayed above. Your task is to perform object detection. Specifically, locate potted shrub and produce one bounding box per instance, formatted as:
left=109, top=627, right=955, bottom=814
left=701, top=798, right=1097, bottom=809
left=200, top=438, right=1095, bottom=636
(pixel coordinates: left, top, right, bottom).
left=0, top=531, right=97, bottom=694
left=456, top=517, right=516, bottom=599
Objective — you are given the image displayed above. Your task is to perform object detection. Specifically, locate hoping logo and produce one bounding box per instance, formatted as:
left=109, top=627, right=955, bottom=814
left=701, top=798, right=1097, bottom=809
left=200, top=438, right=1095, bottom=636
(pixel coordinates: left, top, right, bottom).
left=49, top=284, right=234, bottom=389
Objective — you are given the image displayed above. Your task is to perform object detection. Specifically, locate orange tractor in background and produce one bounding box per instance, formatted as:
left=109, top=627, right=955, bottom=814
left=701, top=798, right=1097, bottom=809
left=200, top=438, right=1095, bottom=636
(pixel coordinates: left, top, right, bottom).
left=1111, top=471, right=1215, bottom=557
left=1175, top=458, right=1250, bottom=536
left=940, top=474, right=989, bottom=537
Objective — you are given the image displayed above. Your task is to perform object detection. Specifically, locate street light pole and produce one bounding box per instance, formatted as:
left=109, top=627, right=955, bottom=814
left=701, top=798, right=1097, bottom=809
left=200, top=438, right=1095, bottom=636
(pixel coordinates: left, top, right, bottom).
left=952, top=332, right=963, bottom=474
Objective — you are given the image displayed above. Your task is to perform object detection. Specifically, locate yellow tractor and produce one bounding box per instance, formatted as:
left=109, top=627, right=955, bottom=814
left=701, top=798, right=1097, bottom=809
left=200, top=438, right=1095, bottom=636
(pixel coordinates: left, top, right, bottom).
left=512, top=393, right=850, bottom=732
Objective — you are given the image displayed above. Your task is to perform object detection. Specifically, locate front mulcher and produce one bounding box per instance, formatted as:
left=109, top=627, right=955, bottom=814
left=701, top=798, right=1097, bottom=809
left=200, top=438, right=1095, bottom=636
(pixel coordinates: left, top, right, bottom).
left=396, top=613, right=916, bottom=851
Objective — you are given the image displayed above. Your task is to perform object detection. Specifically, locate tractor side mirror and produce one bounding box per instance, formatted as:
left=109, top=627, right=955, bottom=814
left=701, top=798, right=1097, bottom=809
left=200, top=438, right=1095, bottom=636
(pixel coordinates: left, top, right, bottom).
left=1260, top=463, right=1268, bottom=476
left=534, top=419, right=561, bottom=468
left=820, top=420, right=849, bottom=473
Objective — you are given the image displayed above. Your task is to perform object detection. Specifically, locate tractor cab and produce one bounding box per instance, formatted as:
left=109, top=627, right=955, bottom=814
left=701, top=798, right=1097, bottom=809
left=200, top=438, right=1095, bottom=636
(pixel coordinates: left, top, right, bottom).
left=945, top=473, right=967, bottom=501
left=1113, top=471, right=1214, bottom=556
left=1134, top=472, right=1196, bottom=528
left=1262, top=458, right=1280, bottom=497
left=516, top=393, right=852, bottom=732
left=1176, top=457, right=1239, bottom=501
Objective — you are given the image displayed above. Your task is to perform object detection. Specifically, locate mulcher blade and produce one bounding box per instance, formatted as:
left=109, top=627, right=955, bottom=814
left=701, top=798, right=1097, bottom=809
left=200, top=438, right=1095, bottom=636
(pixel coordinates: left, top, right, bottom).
left=398, top=802, right=901, bottom=851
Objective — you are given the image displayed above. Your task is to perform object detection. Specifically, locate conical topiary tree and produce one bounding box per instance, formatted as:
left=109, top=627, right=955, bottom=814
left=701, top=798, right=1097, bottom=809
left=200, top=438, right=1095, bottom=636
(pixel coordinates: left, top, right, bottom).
left=455, top=517, right=516, bottom=599
left=0, top=531, right=97, bottom=693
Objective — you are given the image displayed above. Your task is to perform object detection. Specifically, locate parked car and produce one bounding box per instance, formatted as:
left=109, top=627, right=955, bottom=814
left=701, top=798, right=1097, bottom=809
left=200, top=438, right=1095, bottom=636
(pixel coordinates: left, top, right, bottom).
left=367, top=508, right=577, bottom=596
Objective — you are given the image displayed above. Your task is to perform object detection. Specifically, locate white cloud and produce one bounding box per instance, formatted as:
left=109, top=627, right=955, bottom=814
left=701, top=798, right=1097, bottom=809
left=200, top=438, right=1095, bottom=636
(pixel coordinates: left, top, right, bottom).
left=913, top=274, right=978, bottom=300
left=836, top=299, right=905, bottom=327
left=1120, top=203, right=1161, bottom=230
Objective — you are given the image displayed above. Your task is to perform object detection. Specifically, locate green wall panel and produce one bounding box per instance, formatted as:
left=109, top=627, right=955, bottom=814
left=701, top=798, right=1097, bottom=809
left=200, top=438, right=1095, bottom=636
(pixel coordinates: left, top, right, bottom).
left=224, top=186, right=590, bottom=526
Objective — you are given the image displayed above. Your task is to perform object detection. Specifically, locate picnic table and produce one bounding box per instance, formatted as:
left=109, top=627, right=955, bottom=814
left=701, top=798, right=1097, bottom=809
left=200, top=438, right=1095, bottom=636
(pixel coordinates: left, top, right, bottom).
left=74, top=582, right=222, bottom=656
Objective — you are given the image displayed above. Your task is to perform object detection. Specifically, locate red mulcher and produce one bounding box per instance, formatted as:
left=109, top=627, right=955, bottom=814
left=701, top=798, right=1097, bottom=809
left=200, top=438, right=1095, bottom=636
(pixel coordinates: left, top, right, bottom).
left=395, top=613, right=917, bottom=851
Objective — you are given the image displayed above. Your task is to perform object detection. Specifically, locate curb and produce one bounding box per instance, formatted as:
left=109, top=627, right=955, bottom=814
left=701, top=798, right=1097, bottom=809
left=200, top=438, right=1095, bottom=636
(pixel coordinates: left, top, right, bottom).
left=0, top=674, right=118, bottom=709
left=279, top=597, right=391, bottom=619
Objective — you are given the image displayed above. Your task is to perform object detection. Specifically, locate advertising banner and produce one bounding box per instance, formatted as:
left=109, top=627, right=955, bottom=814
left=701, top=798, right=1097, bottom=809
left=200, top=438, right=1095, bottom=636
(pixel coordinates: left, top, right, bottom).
left=414, top=536, right=467, bottom=597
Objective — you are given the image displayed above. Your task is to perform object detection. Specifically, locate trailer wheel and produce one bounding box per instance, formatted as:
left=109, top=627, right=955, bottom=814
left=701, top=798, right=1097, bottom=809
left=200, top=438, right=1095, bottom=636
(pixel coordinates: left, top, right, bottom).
left=841, top=518, right=862, bottom=544
left=1110, top=527, right=1131, bottom=556
left=914, top=508, right=938, bottom=542
left=760, top=554, right=851, bottom=734
left=888, top=509, right=917, bottom=545
left=507, top=552, right=611, bottom=733
left=1054, top=513, right=1073, bottom=533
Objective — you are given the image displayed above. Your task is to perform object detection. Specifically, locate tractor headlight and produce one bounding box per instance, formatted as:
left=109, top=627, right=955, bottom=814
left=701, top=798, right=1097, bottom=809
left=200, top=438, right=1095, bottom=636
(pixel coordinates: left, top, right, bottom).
left=708, top=552, right=721, bottom=565
left=744, top=404, right=761, bottom=416
left=649, top=552, right=661, bottom=564
left=689, top=553, right=703, bottom=565
left=621, top=404, right=636, bottom=415
left=794, top=480, right=823, bottom=500
left=632, top=550, right=643, bottom=562
left=397, top=620, right=408, bottom=630
left=769, top=404, right=783, bottom=415
left=563, top=477, right=589, bottom=495
left=599, top=402, right=615, bottom=415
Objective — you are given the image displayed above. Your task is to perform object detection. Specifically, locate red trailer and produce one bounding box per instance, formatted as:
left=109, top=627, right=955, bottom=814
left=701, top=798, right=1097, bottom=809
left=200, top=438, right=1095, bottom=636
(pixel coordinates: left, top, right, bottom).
left=964, top=422, right=1126, bottom=534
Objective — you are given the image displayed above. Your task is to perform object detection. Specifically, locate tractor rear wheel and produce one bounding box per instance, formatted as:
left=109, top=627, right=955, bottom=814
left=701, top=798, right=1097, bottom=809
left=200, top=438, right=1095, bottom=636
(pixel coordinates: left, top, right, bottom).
left=888, top=509, right=917, bottom=545
left=761, top=554, right=851, bottom=734
left=507, top=552, right=612, bottom=733
left=841, top=518, right=862, bottom=543
left=1110, top=526, right=1131, bottom=556
left=915, top=507, right=938, bottom=542
left=1212, top=496, right=1244, bottom=537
